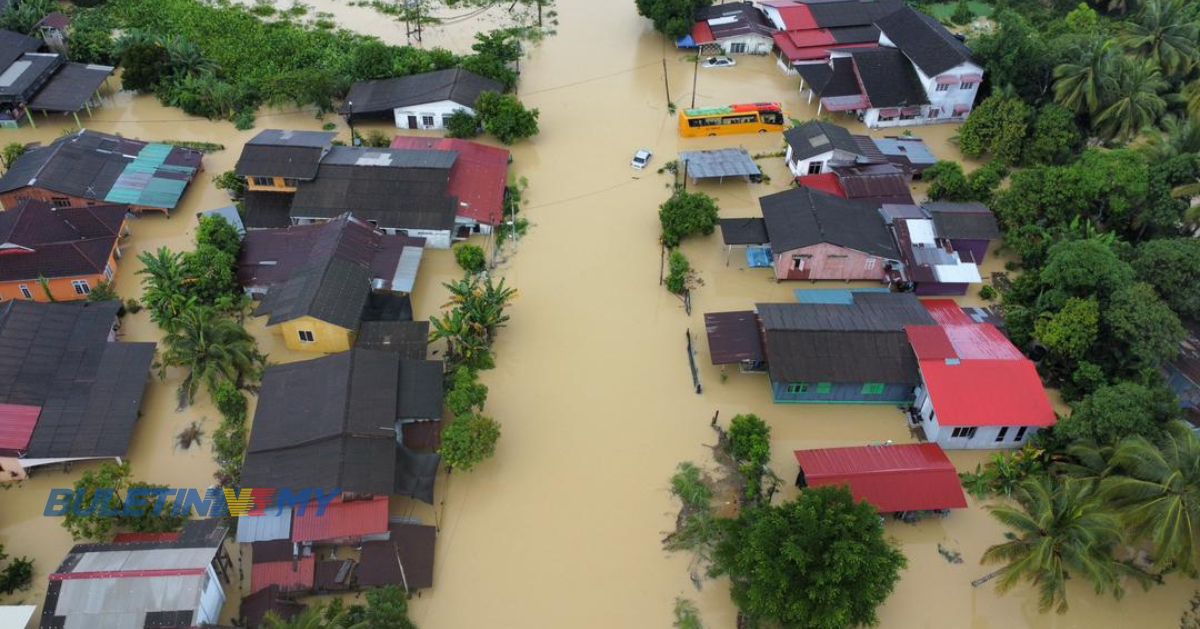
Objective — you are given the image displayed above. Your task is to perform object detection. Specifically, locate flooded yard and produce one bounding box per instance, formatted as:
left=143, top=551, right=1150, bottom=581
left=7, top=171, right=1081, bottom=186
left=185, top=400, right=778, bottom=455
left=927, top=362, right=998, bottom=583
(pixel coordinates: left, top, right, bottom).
left=0, top=0, right=1195, bottom=627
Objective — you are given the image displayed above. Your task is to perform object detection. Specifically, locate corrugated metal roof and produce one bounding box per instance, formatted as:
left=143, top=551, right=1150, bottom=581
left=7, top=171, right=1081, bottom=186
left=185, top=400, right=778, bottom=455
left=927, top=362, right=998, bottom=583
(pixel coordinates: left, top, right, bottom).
left=389, top=245, right=423, bottom=293
left=704, top=311, right=763, bottom=365
left=919, top=359, right=1057, bottom=427
left=794, top=443, right=967, bottom=512
left=291, top=496, right=389, bottom=543
left=55, top=573, right=205, bottom=616
left=680, top=148, right=762, bottom=180
left=237, top=509, right=292, bottom=543
left=920, top=298, right=973, bottom=325
left=72, top=547, right=215, bottom=573
left=0, top=403, right=39, bottom=454
left=250, top=556, right=314, bottom=595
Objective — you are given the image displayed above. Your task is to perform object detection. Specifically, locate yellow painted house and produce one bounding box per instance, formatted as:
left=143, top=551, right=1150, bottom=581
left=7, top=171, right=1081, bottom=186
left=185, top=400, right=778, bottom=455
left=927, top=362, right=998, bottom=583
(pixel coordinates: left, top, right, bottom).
left=239, top=214, right=427, bottom=353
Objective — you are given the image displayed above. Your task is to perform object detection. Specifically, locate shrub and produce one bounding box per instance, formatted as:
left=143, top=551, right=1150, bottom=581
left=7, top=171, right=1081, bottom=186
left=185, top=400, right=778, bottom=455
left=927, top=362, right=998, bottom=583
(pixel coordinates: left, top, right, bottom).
left=659, top=191, right=719, bottom=247
left=475, top=92, right=539, bottom=144
left=665, top=250, right=691, bottom=295
left=1, top=142, right=26, bottom=171
left=213, top=170, right=246, bottom=199
left=950, top=0, right=973, bottom=24
left=979, top=285, right=997, bottom=300
left=454, top=243, right=487, bottom=274
left=439, top=412, right=501, bottom=472
left=445, top=366, right=488, bottom=417
left=444, top=109, right=481, bottom=138
left=924, top=160, right=969, bottom=201
left=0, top=556, right=33, bottom=595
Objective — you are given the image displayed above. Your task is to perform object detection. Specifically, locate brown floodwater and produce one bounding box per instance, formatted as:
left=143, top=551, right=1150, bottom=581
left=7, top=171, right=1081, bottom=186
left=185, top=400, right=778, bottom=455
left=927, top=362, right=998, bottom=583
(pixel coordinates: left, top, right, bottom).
left=1, top=1, right=1196, bottom=627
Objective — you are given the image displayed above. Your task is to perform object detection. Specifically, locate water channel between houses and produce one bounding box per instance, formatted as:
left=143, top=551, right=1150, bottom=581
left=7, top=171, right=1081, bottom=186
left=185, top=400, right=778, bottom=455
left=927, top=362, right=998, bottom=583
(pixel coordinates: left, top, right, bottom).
left=0, top=0, right=1196, bottom=627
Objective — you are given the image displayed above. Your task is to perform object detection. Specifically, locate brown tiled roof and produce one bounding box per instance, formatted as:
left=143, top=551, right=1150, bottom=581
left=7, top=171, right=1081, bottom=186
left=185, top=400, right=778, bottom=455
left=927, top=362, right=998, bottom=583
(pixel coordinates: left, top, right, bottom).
left=0, top=199, right=127, bottom=282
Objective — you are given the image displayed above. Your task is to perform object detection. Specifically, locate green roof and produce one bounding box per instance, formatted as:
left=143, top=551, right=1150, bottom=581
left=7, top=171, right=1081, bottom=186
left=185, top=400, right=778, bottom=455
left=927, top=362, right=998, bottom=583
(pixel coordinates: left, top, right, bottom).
left=685, top=106, right=733, bottom=117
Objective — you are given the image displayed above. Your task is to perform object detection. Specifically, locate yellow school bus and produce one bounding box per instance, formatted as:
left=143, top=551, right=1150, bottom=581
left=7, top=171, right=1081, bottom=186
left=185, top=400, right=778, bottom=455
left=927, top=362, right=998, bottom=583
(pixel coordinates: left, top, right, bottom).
left=678, top=102, right=787, bottom=137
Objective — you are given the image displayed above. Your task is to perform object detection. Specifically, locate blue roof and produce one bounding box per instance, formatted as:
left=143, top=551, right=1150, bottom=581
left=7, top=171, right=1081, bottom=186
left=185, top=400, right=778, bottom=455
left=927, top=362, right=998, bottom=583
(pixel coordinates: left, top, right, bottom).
left=873, top=138, right=936, bottom=165
left=794, top=288, right=891, bottom=304
left=677, top=35, right=697, bottom=48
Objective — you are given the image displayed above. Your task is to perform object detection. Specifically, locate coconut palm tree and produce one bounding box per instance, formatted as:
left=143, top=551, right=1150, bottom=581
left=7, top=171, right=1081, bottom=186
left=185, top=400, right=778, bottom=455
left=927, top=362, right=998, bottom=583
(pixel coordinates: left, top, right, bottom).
left=1120, top=0, right=1200, bottom=79
left=161, top=35, right=217, bottom=78
left=159, top=306, right=266, bottom=408
left=1183, top=81, right=1200, bottom=121
left=1093, top=57, right=1167, bottom=142
left=1054, top=40, right=1117, bottom=116
left=1139, top=115, right=1200, bottom=161
left=1102, top=421, right=1200, bottom=576
left=976, top=477, right=1142, bottom=613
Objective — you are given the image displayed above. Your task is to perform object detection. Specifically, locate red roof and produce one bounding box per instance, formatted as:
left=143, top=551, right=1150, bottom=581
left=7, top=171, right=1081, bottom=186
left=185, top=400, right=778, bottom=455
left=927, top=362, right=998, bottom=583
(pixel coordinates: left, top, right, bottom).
left=691, top=21, right=715, bottom=45
left=0, top=403, right=40, bottom=455
left=797, top=173, right=845, bottom=197
left=920, top=298, right=973, bottom=325
left=785, top=29, right=836, bottom=48
left=389, top=137, right=509, bottom=225
left=250, top=556, right=314, bottom=595
left=794, top=443, right=966, bottom=512
left=291, top=496, right=389, bottom=543
left=762, top=1, right=817, bottom=30
left=918, top=359, right=1057, bottom=427
left=906, top=324, right=1024, bottom=361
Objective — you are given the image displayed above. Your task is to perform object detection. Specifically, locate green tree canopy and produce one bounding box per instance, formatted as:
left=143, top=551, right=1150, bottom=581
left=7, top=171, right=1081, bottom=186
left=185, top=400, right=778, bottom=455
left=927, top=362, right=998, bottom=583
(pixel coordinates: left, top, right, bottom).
left=711, top=486, right=906, bottom=628
left=924, top=160, right=970, bottom=201
left=955, top=95, right=1031, bottom=164
left=439, top=412, right=501, bottom=472
left=1026, top=104, right=1082, bottom=165
left=1102, top=281, right=1184, bottom=373
left=159, top=306, right=266, bottom=407
left=1133, top=238, right=1200, bottom=320
left=634, top=0, right=713, bottom=39
left=475, top=92, right=539, bottom=144
left=659, top=190, right=719, bottom=247
left=1057, top=381, right=1179, bottom=446
left=1034, top=297, right=1100, bottom=364
left=1039, top=239, right=1134, bottom=301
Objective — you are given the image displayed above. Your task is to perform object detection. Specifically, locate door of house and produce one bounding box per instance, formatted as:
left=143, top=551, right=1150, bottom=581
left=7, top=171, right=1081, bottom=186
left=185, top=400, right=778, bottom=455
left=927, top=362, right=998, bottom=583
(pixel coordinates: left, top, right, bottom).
left=407, top=115, right=418, bottom=128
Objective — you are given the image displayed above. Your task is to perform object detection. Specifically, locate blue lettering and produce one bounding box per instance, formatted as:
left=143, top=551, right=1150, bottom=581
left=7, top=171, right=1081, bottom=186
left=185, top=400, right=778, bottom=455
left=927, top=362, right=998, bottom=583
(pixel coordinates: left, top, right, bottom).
left=179, top=488, right=216, bottom=517
left=148, top=488, right=172, bottom=516
left=121, top=487, right=152, bottom=517
left=277, top=488, right=313, bottom=515
left=44, top=489, right=74, bottom=516
left=205, top=488, right=229, bottom=517
left=94, top=489, right=120, bottom=517
left=312, top=488, right=342, bottom=516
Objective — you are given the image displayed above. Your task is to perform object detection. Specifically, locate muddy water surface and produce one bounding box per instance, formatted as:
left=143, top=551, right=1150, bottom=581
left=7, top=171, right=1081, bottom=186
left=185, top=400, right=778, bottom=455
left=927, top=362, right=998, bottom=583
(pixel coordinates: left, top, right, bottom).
left=0, top=1, right=1195, bottom=628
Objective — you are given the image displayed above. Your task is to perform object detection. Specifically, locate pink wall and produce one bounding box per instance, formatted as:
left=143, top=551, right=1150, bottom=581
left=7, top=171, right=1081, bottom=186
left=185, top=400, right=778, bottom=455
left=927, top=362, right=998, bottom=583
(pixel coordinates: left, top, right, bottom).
left=773, top=243, right=888, bottom=281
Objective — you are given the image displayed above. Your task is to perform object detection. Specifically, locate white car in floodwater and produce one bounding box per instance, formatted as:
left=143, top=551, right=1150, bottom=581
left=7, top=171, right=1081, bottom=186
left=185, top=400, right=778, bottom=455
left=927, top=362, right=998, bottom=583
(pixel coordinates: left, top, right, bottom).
left=631, top=149, right=652, bottom=169
left=702, top=56, right=736, bottom=68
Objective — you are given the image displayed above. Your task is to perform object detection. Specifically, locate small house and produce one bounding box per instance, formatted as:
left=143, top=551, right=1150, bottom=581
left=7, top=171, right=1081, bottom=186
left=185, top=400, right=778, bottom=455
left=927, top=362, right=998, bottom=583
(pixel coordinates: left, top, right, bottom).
left=782, top=120, right=876, bottom=178
left=342, top=68, right=503, bottom=130
left=235, top=129, right=336, bottom=194
left=0, top=199, right=130, bottom=301
left=906, top=300, right=1057, bottom=449
left=0, top=129, right=201, bottom=215
left=797, top=6, right=983, bottom=128
left=923, top=201, right=1000, bottom=263
left=679, top=2, right=774, bottom=55
left=794, top=443, right=967, bottom=514
left=241, top=349, right=444, bottom=498
left=36, top=12, right=70, bottom=53
left=289, top=145, right=459, bottom=248
left=0, top=300, right=156, bottom=474
left=239, top=214, right=426, bottom=353
left=759, top=187, right=900, bottom=282
left=0, top=29, right=113, bottom=128
left=885, top=209, right=982, bottom=295
left=704, top=292, right=935, bottom=404
left=390, top=135, right=511, bottom=236
left=39, top=519, right=232, bottom=627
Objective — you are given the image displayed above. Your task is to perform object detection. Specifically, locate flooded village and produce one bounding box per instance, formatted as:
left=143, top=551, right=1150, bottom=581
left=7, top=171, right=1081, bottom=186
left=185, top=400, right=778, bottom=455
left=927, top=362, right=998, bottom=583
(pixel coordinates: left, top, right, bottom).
left=1, top=0, right=1200, bottom=627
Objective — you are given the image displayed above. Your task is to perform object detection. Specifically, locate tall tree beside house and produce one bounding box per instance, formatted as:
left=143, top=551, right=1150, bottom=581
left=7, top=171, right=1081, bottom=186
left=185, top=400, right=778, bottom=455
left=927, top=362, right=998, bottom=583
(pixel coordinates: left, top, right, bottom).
left=474, top=92, right=539, bottom=144
left=0, top=142, right=26, bottom=172
left=1056, top=381, right=1179, bottom=446
left=634, top=0, right=714, bottom=40
left=1053, top=39, right=1117, bottom=117
left=1118, top=0, right=1199, bottom=80
left=710, top=486, right=906, bottom=629
left=137, top=247, right=194, bottom=332
left=60, top=462, right=185, bottom=542
left=1103, top=422, right=1200, bottom=577
left=955, top=95, right=1031, bottom=165
left=158, top=306, right=266, bottom=408
left=978, top=477, right=1145, bottom=614
left=1132, top=238, right=1200, bottom=320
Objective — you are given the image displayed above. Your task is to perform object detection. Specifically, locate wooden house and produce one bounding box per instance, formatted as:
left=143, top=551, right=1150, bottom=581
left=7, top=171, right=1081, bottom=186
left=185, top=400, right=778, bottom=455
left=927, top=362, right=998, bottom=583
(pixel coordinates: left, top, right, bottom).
left=0, top=199, right=129, bottom=301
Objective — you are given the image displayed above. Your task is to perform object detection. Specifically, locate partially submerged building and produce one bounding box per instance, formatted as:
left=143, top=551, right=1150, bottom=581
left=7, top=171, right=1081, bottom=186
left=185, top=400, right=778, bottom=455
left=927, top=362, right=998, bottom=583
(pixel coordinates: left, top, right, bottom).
left=241, top=349, right=443, bottom=499
left=794, top=442, right=967, bottom=514
left=0, top=130, right=202, bottom=215
left=0, top=29, right=113, bottom=128
left=906, top=300, right=1056, bottom=449
left=922, top=201, right=1001, bottom=263
left=390, top=135, right=511, bottom=235
left=706, top=292, right=934, bottom=404
left=39, top=519, right=232, bottom=627
left=783, top=119, right=934, bottom=179
left=238, top=214, right=425, bottom=353
left=0, top=199, right=130, bottom=302
left=0, top=300, right=155, bottom=475
left=882, top=205, right=982, bottom=295
left=679, top=148, right=763, bottom=184
left=761, top=0, right=903, bottom=72
left=678, top=1, right=775, bottom=55
left=342, top=68, right=503, bottom=130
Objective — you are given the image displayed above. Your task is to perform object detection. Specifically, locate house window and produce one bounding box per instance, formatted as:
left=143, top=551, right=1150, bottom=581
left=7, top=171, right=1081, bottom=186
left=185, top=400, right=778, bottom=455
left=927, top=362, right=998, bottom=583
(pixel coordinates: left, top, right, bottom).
left=816, top=382, right=832, bottom=394
left=297, top=330, right=315, bottom=343
left=806, top=161, right=823, bottom=175
left=1014, top=427, right=1028, bottom=441
left=951, top=426, right=977, bottom=439
left=282, top=178, right=299, bottom=187
left=18, top=284, right=31, bottom=299
left=729, top=42, right=747, bottom=54
left=936, top=83, right=951, bottom=92
left=996, top=427, right=1009, bottom=442
left=927, top=108, right=941, bottom=118
left=103, top=263, right=113, bottom=281
left=960, top=82, right=976, bottom=90
left=72, top=280, right=90, bottom=295
left=860, top=383, right=885, bottom=395
left=50, top=197, right=71, bottom=208
left=422, top=114, right=436, bottom=127
left=253, top=177, right=274, bottom=186
left=786, top=383, right=808, bottom=394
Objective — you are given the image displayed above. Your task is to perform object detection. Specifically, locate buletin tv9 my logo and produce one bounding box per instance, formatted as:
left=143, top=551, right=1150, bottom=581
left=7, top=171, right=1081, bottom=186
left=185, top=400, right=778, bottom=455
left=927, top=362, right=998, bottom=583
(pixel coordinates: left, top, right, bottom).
left=43, top=487, right=343, bottom=518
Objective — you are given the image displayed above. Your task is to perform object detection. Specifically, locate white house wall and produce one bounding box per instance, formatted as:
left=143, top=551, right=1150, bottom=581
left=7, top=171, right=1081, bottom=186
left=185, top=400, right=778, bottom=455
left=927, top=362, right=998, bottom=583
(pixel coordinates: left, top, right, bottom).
left=785, top=148, right=835, bottom=178
left=715, top=34, right=773, bottom=55
left=914, top=61, right=982, bottom=121
left=916, top=383, right=1040, bottom=450
left=392, top=99, right=474, bottom=130
left=195, top=565, right=226, bottom=626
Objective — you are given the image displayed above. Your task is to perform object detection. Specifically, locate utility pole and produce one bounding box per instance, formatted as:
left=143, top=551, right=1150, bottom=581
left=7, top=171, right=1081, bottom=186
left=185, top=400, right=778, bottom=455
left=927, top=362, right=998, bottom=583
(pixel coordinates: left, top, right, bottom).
left=690, top=52, right=699, bottom=108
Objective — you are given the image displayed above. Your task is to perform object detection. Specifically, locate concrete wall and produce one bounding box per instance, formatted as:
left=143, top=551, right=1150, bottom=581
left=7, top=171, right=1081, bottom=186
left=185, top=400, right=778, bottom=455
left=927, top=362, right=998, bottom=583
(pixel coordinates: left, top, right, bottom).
left=276, top=316, right=354, bottom=353
left=772, top=380, right=912, bottom=404
left=773, top=243, right=889, bottom=282
left=195, top=564, right=226, bottom=626
left=714, top=34, right=773, bottom=55
left=392, top=99, right=474, bottom=130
